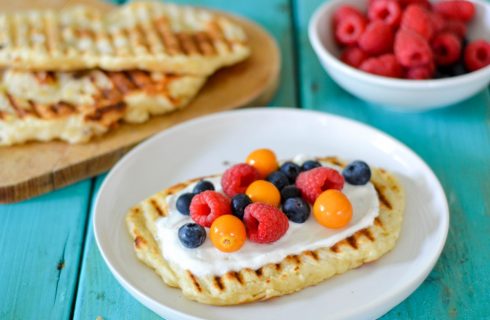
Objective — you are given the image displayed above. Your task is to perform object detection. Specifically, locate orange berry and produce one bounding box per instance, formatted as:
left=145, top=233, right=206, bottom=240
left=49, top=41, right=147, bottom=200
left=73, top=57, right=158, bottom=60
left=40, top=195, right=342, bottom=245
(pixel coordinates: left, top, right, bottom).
left=210, top=215, right=247, bottom=253
left=245, top=180, right=281, bottom=207
left=246, top=148, right=278, bottom=178
left=313, top=190, right=353, bottom=229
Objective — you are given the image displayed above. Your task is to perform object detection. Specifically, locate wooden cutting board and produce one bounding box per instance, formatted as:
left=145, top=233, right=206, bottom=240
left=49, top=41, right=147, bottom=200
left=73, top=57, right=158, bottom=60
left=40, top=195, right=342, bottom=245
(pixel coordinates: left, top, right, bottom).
left=0, top=0, right=280, bottom=203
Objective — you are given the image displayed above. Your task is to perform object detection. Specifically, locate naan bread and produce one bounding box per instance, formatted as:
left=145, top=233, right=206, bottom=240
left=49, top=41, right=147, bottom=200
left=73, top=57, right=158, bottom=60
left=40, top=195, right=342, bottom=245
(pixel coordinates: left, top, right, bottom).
left=126, top=157, right=405, bottom=305
left=0, top=1, right=250, bottom=75
left=0, top=69, right=205, bottom=145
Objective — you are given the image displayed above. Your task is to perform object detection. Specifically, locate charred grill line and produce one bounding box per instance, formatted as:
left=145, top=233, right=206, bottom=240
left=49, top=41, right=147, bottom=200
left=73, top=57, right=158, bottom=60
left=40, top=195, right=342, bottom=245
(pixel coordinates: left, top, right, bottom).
left=373, top=182, right=392, bottom=210
left=214, top=276, right=224, bottom=291
left=187, top=271, right=202, bottom=292
left=346, top=236, right=358, bottom=249
left=149, top=199, right=164, bottom=216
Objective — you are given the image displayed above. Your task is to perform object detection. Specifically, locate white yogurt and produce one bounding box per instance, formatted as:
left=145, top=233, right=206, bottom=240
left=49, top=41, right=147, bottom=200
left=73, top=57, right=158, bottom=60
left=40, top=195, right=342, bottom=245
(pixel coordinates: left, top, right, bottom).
left=156, top=161, right=379, bottom=277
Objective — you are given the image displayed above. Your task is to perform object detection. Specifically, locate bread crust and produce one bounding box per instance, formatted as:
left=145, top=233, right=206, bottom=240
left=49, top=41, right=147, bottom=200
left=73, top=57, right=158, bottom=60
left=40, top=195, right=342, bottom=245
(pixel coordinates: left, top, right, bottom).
left=125, top=157, right=405, bottom=305
left=0, top=2, right=250, bottom=74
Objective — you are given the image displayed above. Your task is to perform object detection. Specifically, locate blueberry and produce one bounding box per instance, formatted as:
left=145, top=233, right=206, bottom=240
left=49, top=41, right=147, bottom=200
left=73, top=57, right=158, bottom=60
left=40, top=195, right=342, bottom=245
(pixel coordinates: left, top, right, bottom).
left=342, top=160, right=371, bottom=185
left=266, top=171, right=289, bottom=190
left=231, top=194, right=252, bottom=220
left=192, top=180, right=215, bottom=194
left=176, top=192, right=194, bottom=215
left=281, top=185, right=301, bottom=202
left=434, top=69, right=450, bottom=79
left=282, top=197, right=310, bottom=223
left=280, top=161, right=301, bottom=182
left=448, top=63, right=466, bottom=77
left=301, top=160, right=322, bottom=171
left=178, top=223, right=206, bottom=248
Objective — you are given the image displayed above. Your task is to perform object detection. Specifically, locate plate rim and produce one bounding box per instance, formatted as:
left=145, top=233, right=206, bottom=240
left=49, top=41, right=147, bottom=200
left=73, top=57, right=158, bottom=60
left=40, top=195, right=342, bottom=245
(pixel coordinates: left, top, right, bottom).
left=94, top=107, right=449, bottom=320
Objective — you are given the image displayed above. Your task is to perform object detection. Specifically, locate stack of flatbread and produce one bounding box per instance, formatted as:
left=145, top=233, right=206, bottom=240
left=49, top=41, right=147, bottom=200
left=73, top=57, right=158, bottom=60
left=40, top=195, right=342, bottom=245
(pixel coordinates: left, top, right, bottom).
left=0, top=1, right=250, bottom=145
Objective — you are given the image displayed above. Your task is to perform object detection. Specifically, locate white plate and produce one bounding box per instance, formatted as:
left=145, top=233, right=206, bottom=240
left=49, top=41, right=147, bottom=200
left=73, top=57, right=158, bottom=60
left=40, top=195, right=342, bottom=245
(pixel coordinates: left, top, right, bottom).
left=94, top=108, right=449, bottom=320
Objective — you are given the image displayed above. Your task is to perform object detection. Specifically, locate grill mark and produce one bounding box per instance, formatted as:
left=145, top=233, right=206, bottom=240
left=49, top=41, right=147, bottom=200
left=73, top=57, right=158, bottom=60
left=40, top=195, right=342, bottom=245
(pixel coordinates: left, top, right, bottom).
left=27, top=100, right=42, bottom=118
left=346, top=236, right=358, bottom=249
left=107, top=72, right=136, bottom=94
left=330, top=244, right=340, bottom=253
left=274, top=263, right=281, bottom=272
left=135, top=23, right=149, bottom=52
left=34, top=71, right=56, bottom=85
left=305, top=250, right=319, bottom=261
left=134, top=235, right=146, bottom=248
left=6, top=94, right=29, bottom=118
left=177, top=33, right=199, bottom=55
left=194, top=32, right=215, bottom=56
left=187, top=271, right=202, bottom=292
left=84, top=101, right=125, bottom=121
left=373, top=182, right=392, bottom=210
left=154, top=17, right=181, bottom=55
left=214, top=276, right=224, bottom=291
left=126, top=70, right=153, bottom=89
left=52, top=101, right=75, bottom=115
left=361, top=229, right=375, bottom=241
left=255, top=268, right=263, bottom=277
left=229, top=271, right=243, bottom=285
left=374, top=217, right=383, bottom=228
left=149, top=199, right=164, bottom=216
left=207, top=21, right=232, bottom=51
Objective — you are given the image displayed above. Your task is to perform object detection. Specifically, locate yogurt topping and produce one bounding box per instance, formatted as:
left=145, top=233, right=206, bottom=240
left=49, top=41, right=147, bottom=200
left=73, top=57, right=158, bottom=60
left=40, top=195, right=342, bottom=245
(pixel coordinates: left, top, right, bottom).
left=155, top=159, right=379, bottom=277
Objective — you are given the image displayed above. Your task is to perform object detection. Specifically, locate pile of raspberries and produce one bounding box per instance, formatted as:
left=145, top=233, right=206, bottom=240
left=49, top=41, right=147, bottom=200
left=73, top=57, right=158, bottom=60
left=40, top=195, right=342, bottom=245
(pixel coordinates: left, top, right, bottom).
left=333, top=0, right=490, bottom=79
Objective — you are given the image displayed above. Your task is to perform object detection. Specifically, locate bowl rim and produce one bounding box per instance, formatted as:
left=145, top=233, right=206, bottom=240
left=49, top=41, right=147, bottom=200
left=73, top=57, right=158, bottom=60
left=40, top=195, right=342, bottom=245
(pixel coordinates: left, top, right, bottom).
left=308, top=0, right=490, bottom=89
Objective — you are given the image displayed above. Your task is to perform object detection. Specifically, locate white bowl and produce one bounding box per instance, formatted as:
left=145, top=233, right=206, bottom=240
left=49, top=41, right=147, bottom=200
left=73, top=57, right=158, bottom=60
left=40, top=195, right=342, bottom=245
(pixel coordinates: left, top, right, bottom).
left=309, top=0, right=490, bottom=111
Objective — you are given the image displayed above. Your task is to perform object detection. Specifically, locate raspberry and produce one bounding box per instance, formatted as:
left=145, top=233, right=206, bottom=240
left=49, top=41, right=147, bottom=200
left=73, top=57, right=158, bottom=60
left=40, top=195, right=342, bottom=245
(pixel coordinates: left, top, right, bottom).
left=434, top=0, right=475, bottom=22
left=360, top=54, right=403, bottom=78
left=295, top=167, right=344, bottom=204
left=394, top=29, right=433, bottom=67
left=341, top=46, right=368, bottom=68
left=243, top=203, right=289, bottom=243
left=221, top=163, right=260, bottom=197
left=368, top=0, right=402, bottom=28
left=406, top=62, right=435, bottom=79
left=190, top=191, right=231, bottom=227
left=464, top=40, right=490, bottom=71
left=335, top=14, right=367, bottom=46
left=401, top=4, right=434, bottom=40
left=399, top=0, right=431, bottom=9
left=432, top=32, right=462, bottom=66
left=430, top=13, right=446, bottom=34
left=359, top=21, right=394, bottom=55
left=333, top=5, right=364, bottom=26
left=442, top=19, right=467, bottom=39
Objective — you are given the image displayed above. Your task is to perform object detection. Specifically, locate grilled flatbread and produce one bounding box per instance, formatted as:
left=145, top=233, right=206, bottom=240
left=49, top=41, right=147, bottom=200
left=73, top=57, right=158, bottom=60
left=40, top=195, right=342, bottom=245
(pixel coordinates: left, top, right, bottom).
left=0, top=69, right=205, bottom=145
left=0, top=1, right=250, bottom=75
left=126, top=157, right=405, bottom=305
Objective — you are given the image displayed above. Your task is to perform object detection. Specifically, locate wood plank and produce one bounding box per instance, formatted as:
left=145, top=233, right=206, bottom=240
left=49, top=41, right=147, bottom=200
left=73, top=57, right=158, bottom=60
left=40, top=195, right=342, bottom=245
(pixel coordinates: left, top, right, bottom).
left=0, top=180, right=93, bottom=320
left=73, top=175, right=161, bottom=320
left=292, top=0, right=490, bottom=318
left=72, top=0, right=297, bottom=318
left=0, top=0, right=281, bottom=203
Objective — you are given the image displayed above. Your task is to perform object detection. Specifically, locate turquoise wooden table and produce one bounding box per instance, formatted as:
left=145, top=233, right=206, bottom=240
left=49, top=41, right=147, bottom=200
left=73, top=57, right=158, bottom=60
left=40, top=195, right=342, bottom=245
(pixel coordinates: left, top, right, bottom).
left=1, top=0, right=489, bottom=319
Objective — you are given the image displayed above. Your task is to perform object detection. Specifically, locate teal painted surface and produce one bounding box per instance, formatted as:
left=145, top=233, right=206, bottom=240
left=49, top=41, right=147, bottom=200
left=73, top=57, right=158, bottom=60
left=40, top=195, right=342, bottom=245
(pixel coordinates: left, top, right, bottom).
left=1, top=0, right=490, bottom=319
left=292, top=0, right=490, bottom=319
left=73, top=175, right=161, bottom=320
left=0, top=180, right=93, bottom=320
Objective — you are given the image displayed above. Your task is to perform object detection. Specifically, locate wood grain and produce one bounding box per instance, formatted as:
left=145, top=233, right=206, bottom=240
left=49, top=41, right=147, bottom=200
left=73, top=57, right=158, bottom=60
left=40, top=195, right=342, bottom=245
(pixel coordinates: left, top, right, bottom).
left=0, top=180, right=93, bottom=320
left=292, top=0, right=490, bottom=319
left=0, top=0, right=280, bottom=203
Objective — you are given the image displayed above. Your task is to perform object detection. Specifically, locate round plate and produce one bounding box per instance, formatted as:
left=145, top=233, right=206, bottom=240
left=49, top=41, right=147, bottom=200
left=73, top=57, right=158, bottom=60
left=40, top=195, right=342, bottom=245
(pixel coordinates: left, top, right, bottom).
left=94, top=108, right=449, bottom=320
